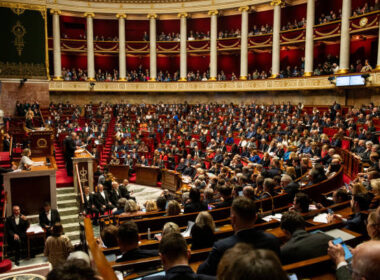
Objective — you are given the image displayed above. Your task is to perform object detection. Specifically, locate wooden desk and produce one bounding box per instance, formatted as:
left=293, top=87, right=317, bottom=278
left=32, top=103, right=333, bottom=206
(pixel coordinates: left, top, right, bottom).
left=108, top=165, right=129, bottom=183
left=135, top=165, right=160, bottom=187
left=4, top=156, right=57, bottom=215
left=27, top=231, right=46, bottom=259
left=161, top=169, right=181, bottom=192
left=73, top=149, right=95, bottom=192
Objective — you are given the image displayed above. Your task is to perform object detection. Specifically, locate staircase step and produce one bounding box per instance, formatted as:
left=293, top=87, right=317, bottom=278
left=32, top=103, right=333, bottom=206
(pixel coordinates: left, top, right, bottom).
left=56, top=187, right=75, bottom=194
left=57, top=192, right=77, bottom=200
left=57, top=206, right=78, bottom=216
left=61, top=222, right=81, bottom=232
left=57, top=199, right=78, bottom=208
left=61, top=214, right=80, bottom=224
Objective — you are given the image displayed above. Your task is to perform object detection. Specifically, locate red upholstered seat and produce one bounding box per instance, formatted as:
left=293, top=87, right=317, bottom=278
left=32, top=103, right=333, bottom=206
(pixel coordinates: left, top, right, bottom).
left=0, top=259, right=12, bottom=273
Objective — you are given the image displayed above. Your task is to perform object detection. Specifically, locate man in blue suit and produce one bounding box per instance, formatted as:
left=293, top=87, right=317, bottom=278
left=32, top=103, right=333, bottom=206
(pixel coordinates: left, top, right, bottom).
left=197, top=197, right=280, bottom=276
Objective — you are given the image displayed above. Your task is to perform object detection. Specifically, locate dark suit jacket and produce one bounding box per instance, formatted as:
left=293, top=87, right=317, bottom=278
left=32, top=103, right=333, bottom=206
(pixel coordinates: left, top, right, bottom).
left=184, top=201, right=208, bottom=214
left=119, top=185, right=131, bottom=199
left=39, top=209, right=61, bottom=229
left=108, top=189, right=122, bottom=206
left=345, top=212, right=368, bottom=235
left=197, top=227, right=280, bottom=275
left=5, top=215, right=30, bottom=240
left=64, top=136, right=76, bottom=158
left=116, top=248, right=158, bottom=263
left=94, top=191, right=111, bottom=208
left=336, top=265, right=352, bottom=280
left=84, top=193, right=97, bottom=209
left=214, top=198, right=233, bottom=209
left=143, top=265, right=215, bottom=280
left=280, top=229, right=333, bottom=265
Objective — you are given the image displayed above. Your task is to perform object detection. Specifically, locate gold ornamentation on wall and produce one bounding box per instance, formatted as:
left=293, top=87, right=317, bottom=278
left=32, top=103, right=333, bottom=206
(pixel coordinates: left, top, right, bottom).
left=0, top=61, right=45, bottom=79
left=12, top=21, right=26, bottom=56
left=11, top=7, right=25, bottom=16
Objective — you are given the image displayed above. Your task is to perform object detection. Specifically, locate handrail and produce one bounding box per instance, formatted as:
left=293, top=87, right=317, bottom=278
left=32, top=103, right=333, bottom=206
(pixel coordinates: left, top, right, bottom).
left=1, top=191, right=7, bottom=261
left=9, top=136, right=13, bottom=160
left=75, top=163, right=85, bottom=205
left=83, top=218, right=118, bottom=280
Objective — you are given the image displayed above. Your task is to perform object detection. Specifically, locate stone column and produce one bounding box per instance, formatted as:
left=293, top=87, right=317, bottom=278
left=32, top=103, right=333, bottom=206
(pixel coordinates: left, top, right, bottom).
left=51, top=9, right=62, bottom=80
left=304, top=0, right=315, bottom=77
left=376, top=18, right=380, bottom=70
left=239, top=6, right=249, bottom=80
left=116, top=14, right=127, bottom=81
left=271, top=1, right=282, bottom=78
left=85, top=12, right=95, bottom=81
left=178, top=13, right=188, bottom=81
left=148, top=14, right=157, bottom=81
left=209, top=10, right=218, bottom=80
left=338, top=0, right=351, bottom=74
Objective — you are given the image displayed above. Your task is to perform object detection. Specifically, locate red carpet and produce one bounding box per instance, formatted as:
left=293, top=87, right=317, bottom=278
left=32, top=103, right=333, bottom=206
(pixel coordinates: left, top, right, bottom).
left=56, top=169, right=73, bottom=188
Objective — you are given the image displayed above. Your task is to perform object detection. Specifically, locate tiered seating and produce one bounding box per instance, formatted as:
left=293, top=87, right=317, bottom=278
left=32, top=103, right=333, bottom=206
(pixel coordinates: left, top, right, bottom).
left=99, top=118, right=116, bottom=169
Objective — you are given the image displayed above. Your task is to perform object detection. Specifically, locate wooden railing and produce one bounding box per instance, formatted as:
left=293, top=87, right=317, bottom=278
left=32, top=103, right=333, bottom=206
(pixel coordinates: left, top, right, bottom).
left=75, top=163, right=85, bottom=206
left=83, top=218, right=117, bottom=280
left=1, top=191, right=7, bottom=261
left=337, top=147, right=363, bottom=179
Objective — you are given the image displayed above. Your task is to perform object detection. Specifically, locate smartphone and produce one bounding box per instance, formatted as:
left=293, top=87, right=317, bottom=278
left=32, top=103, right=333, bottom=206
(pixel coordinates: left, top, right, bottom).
left=327, top=208, right=334, bottom=215
left=288, top=274, right=298, bottom=280
left=238, top=191, right=243, bottom=197
left=208, top=205, right=212, bottom=210
left=332, top=238, right=353, bottom=260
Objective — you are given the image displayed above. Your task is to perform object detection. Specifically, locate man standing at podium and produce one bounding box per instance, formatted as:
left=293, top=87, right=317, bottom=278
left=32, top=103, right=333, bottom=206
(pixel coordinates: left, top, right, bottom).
left=64, top=132, right=77, bottom=176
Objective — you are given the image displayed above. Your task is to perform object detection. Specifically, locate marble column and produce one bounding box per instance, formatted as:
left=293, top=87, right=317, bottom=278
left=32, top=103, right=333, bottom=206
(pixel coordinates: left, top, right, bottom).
left=116, top=14, right=127, bottom=81
left=178, top=13, right=188, bottom=81
left=148, top=14, right=157, bottom=81
left=239, top=6, right=249, bottom=80
left=271, top=1, right=282, bottom=78
left=304, top=0, right=315, bottom=77
left=85, top=12, right=95, bottom=81
left=209, top=10, right=218, bottom=80
left=51, top=9, right=62, bottom=80
left=338, top=0, right=351, bottom=74
left=376, top=19, right=380, bottom=71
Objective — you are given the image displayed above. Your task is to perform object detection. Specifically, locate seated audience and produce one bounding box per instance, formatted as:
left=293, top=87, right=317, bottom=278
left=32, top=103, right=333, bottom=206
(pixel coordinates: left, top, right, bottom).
left=197, top=197, right=280, bottom=275
left=280, top=211, right=333, bottom=264
left=143, top=233, right=214, bottom=280
left=166, top=200, right=181, bottom=216
left=184, top=188, right=208, bottom=213
left=191, top=211, right=215, bottom=250
left=116, top=221, right=158, bottom=262
left=39, top=201, right=61, bottom=234
left=217, top=243, right=288, bottom=280
left=46, top=259, right=99, bottom=280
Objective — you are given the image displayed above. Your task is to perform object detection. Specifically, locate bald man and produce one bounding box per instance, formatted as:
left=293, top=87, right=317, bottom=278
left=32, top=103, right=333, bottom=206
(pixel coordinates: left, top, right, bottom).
left=328, top=240, right=380, bottom=280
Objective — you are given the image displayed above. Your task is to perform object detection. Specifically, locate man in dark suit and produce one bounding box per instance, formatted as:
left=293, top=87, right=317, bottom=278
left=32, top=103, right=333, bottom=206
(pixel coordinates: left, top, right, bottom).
left=197, top=197, right=280, bottom=276
left=94, top=184, right=115, bottom=214
left=330, top=193, right=370, bottom=235
left=116, top=221, right=158, bottom=263
left=6, top=205, right=30, bottom=265
left=214, top=185, right=234, bottom=209
left=143, top=233, right=214, bottom=280
left=182, top=162, right=196, bottom=178
left=328, top=240, right=380, bottom=280
left=109, top=181, right=122, bottom=207
left=280, top=211, right=333, bottom=265
left=119, top=179, right=133, bottom=200
left=39, top=202, right=61, bottom=234
left=176, top=158, right=186, bottom=173
left=64, top=132, right=77, bottom=176
left=82, top=186, right=99, bottom=225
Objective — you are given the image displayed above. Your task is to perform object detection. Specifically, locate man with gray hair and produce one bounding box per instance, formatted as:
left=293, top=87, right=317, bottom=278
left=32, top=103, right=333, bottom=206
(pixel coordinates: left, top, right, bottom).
left=328, top=240, right=380, bottom=280
left=360, top=141, right=373, bottom=163
left=280, top=174, right=299, bottom=200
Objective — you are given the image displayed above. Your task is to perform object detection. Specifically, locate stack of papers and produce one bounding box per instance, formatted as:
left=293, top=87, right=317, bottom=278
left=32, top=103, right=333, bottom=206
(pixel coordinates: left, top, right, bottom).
left=262, top=213, right=283, bottom=222
left=27, top=224, right=44, bottom=233
left=181, top=221, right=195, bottom=238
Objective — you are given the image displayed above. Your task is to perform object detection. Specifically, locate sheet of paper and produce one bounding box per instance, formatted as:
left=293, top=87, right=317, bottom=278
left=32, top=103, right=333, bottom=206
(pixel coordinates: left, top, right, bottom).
left=324, top=228, right=356, bottom=242
left=262, top=213, right=282, bottom=222
left=313, top=213, right=329, bottom=224
left=181, top=221, right=195, bottom=238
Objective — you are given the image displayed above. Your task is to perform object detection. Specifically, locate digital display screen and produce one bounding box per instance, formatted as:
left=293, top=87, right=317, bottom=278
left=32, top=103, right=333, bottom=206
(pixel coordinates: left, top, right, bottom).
left=336, top=75, right=365, bottom=86
left=336, top=76, right=350, bottom=86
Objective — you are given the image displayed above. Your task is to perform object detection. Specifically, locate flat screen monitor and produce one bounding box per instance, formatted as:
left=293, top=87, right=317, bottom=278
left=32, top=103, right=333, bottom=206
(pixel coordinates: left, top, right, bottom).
left=336, top=75, right=365, bottom=86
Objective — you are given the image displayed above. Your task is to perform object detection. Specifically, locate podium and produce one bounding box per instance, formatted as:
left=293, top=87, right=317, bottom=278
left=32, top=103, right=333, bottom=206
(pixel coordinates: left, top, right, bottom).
left=73, top=149, right=95, bottom=193
left=4, top=156, right=57, bottom=216
left=161, top=169, right=181, bottom=192
left=135, top=165, right=160, bottom=186
left=26, top=128, right=54, bottom=156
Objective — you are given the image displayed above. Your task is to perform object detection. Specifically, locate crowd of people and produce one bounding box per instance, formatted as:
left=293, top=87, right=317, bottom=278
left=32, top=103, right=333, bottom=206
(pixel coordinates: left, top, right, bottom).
left=5, top=100, right=380, bottom=279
